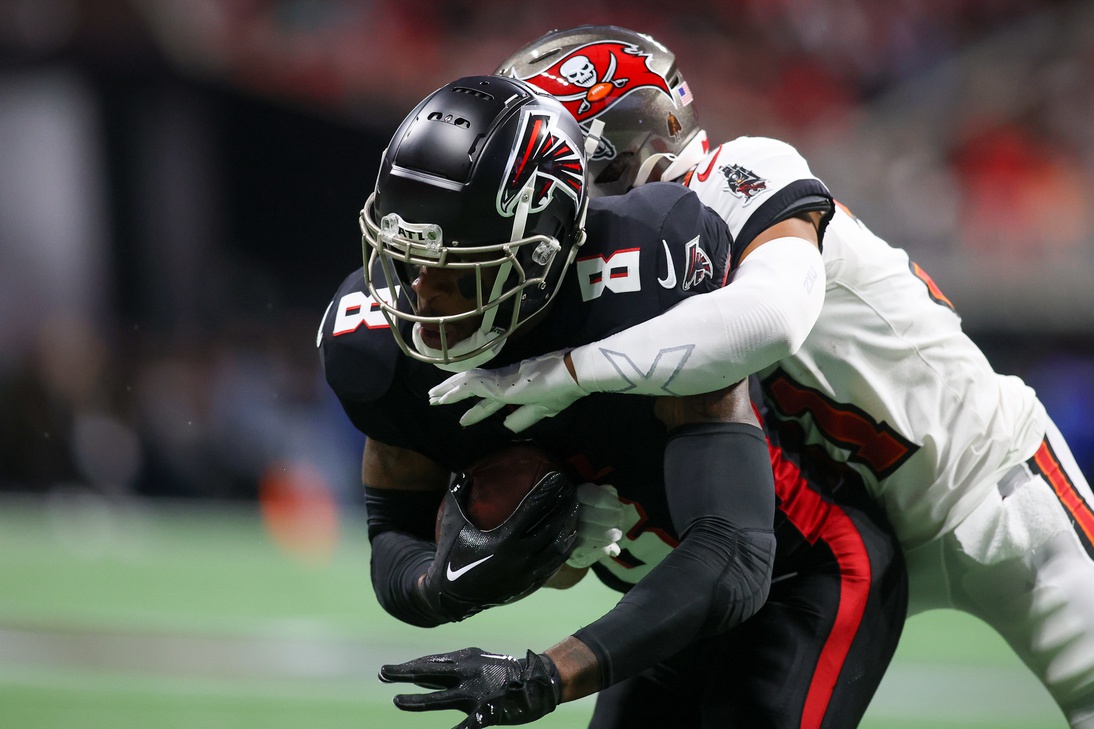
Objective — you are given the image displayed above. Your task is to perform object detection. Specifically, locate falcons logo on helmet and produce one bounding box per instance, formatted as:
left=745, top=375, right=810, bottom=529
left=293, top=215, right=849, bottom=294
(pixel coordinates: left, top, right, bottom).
left=497, top=110, right=584, bottom=218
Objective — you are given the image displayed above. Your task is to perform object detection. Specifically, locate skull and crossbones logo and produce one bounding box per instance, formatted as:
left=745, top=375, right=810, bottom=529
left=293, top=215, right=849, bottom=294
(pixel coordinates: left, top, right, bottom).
left=557, top=53, right=629, bottom=115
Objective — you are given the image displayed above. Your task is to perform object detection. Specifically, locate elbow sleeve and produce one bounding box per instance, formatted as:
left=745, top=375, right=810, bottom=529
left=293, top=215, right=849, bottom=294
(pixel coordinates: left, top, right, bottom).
left=364, top=486, right=447, bottom=627
left=573, top=422, right=777, bottom=687
left=691, top=518, right=775, bottom=634
left=574, top=519, right=775, bottom=687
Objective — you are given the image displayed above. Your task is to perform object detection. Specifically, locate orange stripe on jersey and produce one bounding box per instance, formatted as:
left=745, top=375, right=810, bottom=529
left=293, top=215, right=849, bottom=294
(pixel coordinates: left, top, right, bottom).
left=909, top=261, right=956, bottom=312
left=1032, top=440, right=1094, bottom=553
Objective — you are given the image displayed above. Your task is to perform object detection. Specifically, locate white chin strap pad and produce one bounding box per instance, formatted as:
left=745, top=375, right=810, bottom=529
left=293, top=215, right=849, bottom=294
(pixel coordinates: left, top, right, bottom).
left=660, top=131, right=710, bottom=184
left=412, top=323, right=507, bottom=373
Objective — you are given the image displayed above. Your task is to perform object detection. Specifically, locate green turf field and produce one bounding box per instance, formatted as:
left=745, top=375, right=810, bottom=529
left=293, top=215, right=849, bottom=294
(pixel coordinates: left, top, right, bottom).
left=0, top=495, right=1068, bottom=728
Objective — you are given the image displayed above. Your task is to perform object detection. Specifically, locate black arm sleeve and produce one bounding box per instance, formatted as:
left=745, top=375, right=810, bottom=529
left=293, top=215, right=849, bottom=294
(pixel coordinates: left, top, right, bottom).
left=573, top=422, right=777, bottom=687
left=364, top=486, right=448, bottom=628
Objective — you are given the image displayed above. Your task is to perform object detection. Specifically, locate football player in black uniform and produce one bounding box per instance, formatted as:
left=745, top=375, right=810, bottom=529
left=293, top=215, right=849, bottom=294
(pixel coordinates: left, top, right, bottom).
left=319, top=74, right=906, bottom=728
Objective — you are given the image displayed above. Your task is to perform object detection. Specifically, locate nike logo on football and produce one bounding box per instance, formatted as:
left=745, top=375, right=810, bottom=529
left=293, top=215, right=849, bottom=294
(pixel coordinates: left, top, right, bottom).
left=446, top=555, right=494, bottom=581
left=657, top=240, right=677, bottom=289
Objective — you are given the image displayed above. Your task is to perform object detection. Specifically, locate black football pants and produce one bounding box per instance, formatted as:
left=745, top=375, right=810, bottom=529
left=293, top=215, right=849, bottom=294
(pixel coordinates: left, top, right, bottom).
left=588, top=467, right=907, bottom=729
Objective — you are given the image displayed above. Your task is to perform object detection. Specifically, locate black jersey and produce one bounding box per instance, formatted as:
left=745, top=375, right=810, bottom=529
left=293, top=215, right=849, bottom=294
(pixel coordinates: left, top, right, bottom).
left=321, top=182, right=737, bottom=590
left=322, top=181, right=907, bottom=726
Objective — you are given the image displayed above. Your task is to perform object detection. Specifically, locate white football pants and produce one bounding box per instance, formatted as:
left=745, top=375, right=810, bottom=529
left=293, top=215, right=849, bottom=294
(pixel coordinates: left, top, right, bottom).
left=905, top=417, right=1094, bottom=729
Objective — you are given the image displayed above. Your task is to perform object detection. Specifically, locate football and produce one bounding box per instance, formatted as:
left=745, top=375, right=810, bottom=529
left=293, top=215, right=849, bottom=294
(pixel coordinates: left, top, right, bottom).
left=454, top=443, right=564, bottom=530
left=428, top=443, right=578, bottom=616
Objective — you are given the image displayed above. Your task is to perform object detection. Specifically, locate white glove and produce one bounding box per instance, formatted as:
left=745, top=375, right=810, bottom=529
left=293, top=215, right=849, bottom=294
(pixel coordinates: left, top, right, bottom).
left=566, top=483, right=624, bottom=569
left=428, top=350, right=588, bottom=432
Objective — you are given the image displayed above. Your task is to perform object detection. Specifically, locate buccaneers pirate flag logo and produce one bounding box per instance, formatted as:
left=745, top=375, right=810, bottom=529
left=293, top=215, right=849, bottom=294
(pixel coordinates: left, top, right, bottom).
left=720, top=164, right=768, bottom=205
left=519, top=40, right=674, bottom=121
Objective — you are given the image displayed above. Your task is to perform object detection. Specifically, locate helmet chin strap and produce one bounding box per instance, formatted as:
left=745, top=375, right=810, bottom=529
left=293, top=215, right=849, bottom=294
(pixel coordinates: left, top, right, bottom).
left=658, top=130, right=709, bottom=183
left=633, top=131, right=710, bottom=186
left=584, top=118, right=606, bottom=160
left=412, top=323, right=507, bottom=373
left=633, top=153, right=676, bottom=187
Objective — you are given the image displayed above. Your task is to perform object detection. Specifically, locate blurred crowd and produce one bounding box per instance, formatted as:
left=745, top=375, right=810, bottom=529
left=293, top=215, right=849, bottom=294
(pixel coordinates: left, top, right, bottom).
left=2, top=0, right=1093, bottom=509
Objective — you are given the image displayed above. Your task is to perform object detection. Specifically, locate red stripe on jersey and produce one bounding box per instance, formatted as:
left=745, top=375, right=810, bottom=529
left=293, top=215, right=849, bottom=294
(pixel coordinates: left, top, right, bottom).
left=764, top=372, right=918, bottom=480
left=1032, top=440, right=1094, bottom=554
left=768, top=441, right=872, bottom=729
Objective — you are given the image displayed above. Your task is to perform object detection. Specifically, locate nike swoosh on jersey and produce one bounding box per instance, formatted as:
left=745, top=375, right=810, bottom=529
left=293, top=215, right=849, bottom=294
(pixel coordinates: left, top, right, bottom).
left=658, top=239, right=677, bottom=289
left=446, top=554, right=494, bottom=581
left=695, top=145, right=723, bottom=182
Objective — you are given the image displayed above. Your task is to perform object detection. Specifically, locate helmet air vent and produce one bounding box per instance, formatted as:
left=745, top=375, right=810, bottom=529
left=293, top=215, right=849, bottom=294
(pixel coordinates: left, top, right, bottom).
left=451, top=86, right=495, bottom=102
left=426, top=111, right=471, bottom=129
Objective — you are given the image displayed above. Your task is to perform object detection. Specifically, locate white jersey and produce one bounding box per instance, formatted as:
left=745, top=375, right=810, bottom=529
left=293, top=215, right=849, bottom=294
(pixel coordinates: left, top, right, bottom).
left=685, top=136, right=1048, bottom=549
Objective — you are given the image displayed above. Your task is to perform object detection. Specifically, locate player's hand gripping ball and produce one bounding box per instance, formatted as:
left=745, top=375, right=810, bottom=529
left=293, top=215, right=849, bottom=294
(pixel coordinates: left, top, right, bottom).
left=417, top=444, right=579, bottom=623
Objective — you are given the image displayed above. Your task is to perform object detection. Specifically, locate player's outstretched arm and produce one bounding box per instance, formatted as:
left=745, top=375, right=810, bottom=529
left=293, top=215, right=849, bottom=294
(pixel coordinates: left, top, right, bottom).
left=430, top=218, right=825, bottom=432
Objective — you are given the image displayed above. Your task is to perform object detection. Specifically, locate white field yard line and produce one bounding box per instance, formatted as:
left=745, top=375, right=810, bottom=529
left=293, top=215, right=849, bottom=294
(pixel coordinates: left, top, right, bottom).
left=868, top=662, right=1064, bottom=725
left=0, top=624, right=1066, bottom=726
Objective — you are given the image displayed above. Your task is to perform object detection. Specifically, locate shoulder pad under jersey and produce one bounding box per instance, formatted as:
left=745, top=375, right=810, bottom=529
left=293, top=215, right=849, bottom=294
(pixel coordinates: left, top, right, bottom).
left=683, top=136, right=833, bottom=265
left=318, top=267, right=402, bottom=403
left=557, top=183, right=734, bottom=343
left=587, top=180, right=694, bottom=228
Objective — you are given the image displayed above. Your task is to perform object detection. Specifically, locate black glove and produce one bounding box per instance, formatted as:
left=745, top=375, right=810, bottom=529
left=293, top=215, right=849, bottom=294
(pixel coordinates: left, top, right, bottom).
left=380, top=647, right=561, bottom=729
left=415, top=471, right=578, bottom=624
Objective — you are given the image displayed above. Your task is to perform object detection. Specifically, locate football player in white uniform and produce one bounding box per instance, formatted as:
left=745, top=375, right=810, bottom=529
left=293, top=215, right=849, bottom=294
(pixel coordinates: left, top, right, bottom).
left=430, top=25, right=1094, bottom=728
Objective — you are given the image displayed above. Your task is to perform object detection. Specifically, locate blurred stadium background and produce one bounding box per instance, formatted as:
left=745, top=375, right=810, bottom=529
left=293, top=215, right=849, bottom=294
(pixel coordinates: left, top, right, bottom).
left=1, top=0, right=1092, bottom=726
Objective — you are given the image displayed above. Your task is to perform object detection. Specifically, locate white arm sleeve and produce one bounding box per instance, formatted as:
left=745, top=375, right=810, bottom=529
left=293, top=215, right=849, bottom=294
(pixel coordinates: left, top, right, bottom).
left=569, top=236, right=825, bottom=396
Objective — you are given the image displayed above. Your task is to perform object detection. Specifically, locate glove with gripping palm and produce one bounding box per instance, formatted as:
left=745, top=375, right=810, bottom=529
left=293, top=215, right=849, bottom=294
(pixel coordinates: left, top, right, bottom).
left=380, top=647, right=562, bottom=729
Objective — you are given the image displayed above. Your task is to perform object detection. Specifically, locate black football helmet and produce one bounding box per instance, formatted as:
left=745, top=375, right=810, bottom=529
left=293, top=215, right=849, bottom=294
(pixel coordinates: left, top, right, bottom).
left=495, top=25, right=708, bottom=197
left=360, top=75, right=589, bottom=370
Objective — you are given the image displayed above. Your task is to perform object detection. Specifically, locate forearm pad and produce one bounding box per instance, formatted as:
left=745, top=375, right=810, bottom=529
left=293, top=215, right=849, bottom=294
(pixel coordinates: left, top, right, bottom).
left=364, top=486, right=449, bottom=628
left=573, top=422, right=777, bottom=687
left=570, top=236, right=824, bottom=395
left=369, top=529, right=446, bottom=628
